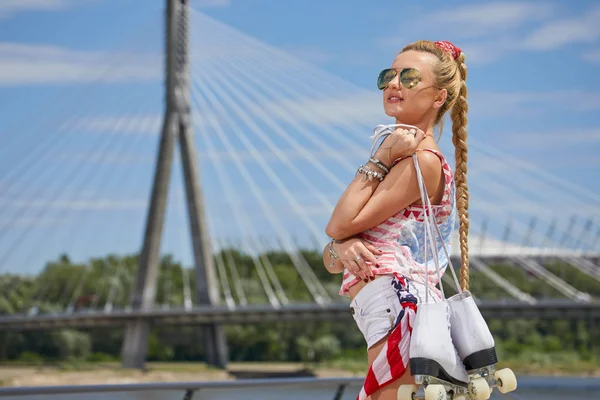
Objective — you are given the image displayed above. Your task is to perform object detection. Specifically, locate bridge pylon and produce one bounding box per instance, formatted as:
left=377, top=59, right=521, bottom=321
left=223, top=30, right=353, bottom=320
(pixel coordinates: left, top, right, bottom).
left=121, top=0, right=228, bottom=369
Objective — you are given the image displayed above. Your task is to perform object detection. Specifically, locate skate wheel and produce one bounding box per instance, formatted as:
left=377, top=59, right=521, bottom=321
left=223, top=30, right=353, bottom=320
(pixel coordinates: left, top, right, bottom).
left=397, top=384, right=418, bottom=400
left=424, top=384, right=447, bottom=400
left=495, top=368, right=517, bottom=394
left=469, top=377, right=490, bottom=400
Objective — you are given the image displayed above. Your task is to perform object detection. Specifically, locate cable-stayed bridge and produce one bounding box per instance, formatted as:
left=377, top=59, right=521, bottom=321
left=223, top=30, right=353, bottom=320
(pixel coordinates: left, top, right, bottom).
left=0, top=0, right=599, bottom=369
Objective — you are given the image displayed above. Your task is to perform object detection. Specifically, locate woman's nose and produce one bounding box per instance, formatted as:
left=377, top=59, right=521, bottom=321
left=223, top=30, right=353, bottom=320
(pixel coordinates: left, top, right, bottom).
left=388, top=74, right=401, bottom=89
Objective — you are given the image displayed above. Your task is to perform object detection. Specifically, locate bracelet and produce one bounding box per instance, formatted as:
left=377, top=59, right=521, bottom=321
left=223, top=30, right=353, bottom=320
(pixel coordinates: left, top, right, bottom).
left=356, top=165, right=386, bottom=182
left=328, top=240, right=339, bottom=268
left=368, top=157, right=390, bottom=174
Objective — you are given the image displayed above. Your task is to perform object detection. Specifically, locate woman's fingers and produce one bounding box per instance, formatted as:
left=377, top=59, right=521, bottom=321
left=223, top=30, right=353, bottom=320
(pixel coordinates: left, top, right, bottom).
left=362, top=243, right=382, bottom=264
left=366, top=244, right=383, bottom=255
left=414, top=128, right=426, bottom=143
left=389, top=127, right=428, bottom=158
left=337, top=239, right=384, bottom=282
left=342, top=258, right=364, bottom=281
left=353, top=253, right=373, bottom=279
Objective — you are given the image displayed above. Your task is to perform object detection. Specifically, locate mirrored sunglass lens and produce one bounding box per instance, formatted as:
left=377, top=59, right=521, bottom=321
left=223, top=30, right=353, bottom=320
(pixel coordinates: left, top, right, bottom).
left=377, top=69, right=397, bottom=90
left=400, top=68, right=421, bottom=89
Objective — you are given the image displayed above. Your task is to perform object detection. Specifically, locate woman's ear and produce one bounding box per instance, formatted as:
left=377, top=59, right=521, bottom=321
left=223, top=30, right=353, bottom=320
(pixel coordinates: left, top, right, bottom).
left=433, top=88, right=447, bottom=110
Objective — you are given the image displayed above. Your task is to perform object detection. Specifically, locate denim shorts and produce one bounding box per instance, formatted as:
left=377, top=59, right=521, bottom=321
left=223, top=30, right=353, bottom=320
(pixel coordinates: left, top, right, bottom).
left=350, top=274, right=423, bottom=349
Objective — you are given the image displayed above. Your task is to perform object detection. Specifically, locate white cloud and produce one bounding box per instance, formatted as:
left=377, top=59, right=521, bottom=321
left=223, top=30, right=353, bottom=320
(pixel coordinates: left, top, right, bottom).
left=457, top=39, right=514, bottom=65
left=470, top=90, right=600, bottom=116
left=378, top=2, right=556, bottom=64
left=521, top=5, right=600, bottom=50
left=583, top=49, right=600, bottom=64
left=493, top=128, right=600, bottom=149
left=425, top=1, right=554, bottom=38
left=0, top=0, right=75, bottom=19
left=0, top=42, right=161, bottom=86
left=383, top=2, right=600, bottom=64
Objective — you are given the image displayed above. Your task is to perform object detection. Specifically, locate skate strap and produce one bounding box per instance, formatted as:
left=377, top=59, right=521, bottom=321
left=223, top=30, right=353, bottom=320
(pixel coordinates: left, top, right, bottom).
left=368, top=123, right=462, bottom=299
left=412, top=150, right=462, bottom=300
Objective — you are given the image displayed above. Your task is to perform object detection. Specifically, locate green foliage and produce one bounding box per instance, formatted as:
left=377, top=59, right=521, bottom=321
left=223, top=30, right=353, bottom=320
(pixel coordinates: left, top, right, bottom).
left=0, top=250, right=597, bottom=370
left=48, top=330, right=91, bottom=361
left=87, top=352, right=118, bottom=362
left=148, top=333, right=174, bottom=361
left=16, top=351, right=44, bottom=365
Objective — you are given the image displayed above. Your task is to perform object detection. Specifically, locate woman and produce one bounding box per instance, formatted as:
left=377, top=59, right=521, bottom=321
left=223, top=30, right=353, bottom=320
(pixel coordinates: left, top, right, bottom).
left=322, top=40, right=469, bottom=400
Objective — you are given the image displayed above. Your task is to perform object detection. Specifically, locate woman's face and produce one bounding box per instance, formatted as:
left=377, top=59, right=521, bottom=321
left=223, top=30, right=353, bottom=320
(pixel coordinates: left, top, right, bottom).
left=381, top=50, right=444, bottom=125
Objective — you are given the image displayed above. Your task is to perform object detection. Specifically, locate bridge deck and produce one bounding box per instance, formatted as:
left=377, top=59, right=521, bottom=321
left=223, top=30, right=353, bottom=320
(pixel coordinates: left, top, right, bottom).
left=0, top=300, right=599, bottom=331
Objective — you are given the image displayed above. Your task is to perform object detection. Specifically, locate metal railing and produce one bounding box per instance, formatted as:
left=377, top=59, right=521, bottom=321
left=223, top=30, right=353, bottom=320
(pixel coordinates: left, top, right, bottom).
left=0, top=376, right=599, bottom=399
left=0, top=377, right=363, bottom=400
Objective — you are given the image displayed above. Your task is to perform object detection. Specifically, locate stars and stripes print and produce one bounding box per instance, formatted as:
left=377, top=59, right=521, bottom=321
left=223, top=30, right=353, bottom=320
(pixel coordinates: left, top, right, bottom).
left=339, top=148, right=455, bottom=296
left=357, top=274, right=418, bottom=400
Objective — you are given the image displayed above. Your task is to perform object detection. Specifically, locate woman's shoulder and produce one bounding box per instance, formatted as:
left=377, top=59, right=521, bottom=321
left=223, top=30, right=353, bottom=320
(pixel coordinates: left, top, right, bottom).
left=392, top=147, right=448, bottom=167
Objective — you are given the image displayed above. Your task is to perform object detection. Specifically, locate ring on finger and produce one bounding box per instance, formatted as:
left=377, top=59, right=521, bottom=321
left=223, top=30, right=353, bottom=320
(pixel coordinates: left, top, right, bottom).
left=354, top=255, right=362, bottom=261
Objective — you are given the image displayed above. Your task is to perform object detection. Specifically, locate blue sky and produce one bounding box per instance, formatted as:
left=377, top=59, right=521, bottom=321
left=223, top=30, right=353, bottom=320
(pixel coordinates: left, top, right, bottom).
left=0, top=0, right=599, bottom=276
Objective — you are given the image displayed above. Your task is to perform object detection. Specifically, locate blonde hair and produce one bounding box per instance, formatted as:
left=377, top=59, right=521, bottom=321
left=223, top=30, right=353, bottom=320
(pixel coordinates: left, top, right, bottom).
left=401, top=40, right=470, bottom=291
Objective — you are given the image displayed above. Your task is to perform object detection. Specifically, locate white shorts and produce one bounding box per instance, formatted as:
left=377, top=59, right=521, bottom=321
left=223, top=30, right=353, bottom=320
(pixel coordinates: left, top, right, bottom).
left=349, top=274, right=437, bottom=349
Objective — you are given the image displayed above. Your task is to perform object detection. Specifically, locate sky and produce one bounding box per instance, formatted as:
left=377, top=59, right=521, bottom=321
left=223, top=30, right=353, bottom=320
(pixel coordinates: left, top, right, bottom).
left=0, top=0, right=599, bottom=277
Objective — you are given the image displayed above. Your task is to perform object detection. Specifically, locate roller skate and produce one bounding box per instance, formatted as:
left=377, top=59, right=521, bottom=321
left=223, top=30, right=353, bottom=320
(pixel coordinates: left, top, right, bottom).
left=448, top=291, right=518, bottom=397
left=397, top=301, right=477, bottom=400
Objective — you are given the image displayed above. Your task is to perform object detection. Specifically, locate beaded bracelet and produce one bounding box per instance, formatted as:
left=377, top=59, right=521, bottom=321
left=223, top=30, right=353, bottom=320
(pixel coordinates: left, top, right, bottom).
left=368, top=157, right=390, bottom=174
left=328, top=239, right=339, bottom=269
left=356, top=165, right=386, bottom=182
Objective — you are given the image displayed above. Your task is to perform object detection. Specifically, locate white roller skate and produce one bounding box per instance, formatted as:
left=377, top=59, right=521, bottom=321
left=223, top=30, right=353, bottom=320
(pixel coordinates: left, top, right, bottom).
left=397, top=301, right=473, bottom=400
left=397, top=152, right=515, bottom=400
left=448, top=291, right=517, bottom=396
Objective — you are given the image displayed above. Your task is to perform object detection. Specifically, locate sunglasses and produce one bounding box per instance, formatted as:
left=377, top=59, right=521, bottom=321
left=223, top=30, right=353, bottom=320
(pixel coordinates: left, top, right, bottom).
left=377, top=67, right=422, bottom=90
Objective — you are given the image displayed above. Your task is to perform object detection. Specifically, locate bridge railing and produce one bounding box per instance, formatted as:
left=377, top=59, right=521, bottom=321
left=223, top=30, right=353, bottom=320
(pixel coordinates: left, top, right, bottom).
left=0, top=377, right=363, bottom=400
left=1, top=375, right=599, bottom=399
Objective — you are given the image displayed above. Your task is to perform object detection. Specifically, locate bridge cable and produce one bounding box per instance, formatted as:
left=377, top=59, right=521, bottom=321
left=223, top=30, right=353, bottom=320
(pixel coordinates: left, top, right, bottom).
left=27, top=99, right=160, bottom=311
left=254, top=237, right=290, bottom=305
left=191, top=70, right=333, bottom=299
left=190, top=82, right=331, bottom=305
left=196, top=58, right=345, bottom=199
left=219, top=237, right=248, bottom=307
left=206, top=52, right=361, bottom=183
left=0, top=8, right=163, bottom=186
left=201, top=190, right=238, bottom=309
left=190, top=78, right=330, bottom=304
left=0, top=92, right=157, bottom=271
left=36, top=111, right=157, bottom=313
left=191, top=89, right=281, bottom=307
left=209, top=235, right=237, bottom=309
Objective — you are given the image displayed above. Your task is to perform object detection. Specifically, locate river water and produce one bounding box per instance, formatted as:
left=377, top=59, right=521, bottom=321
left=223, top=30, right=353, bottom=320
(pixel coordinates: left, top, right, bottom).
left=0, top=376, right=598, bottom=400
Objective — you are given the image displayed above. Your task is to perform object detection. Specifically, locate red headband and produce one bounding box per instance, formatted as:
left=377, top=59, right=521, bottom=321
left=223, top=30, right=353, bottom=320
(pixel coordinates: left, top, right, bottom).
left=434, top=41, right=461, bottom=60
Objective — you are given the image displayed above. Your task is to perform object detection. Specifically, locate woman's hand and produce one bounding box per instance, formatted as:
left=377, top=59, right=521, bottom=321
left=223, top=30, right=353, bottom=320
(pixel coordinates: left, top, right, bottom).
left=376, top=127, right=426, bottom=164
left=335, top=237, right=383, bottom=281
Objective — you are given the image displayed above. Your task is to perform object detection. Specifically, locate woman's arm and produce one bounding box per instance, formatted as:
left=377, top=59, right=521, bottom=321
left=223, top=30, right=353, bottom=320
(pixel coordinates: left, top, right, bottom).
left=326, top=146, right=443, bottom=240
